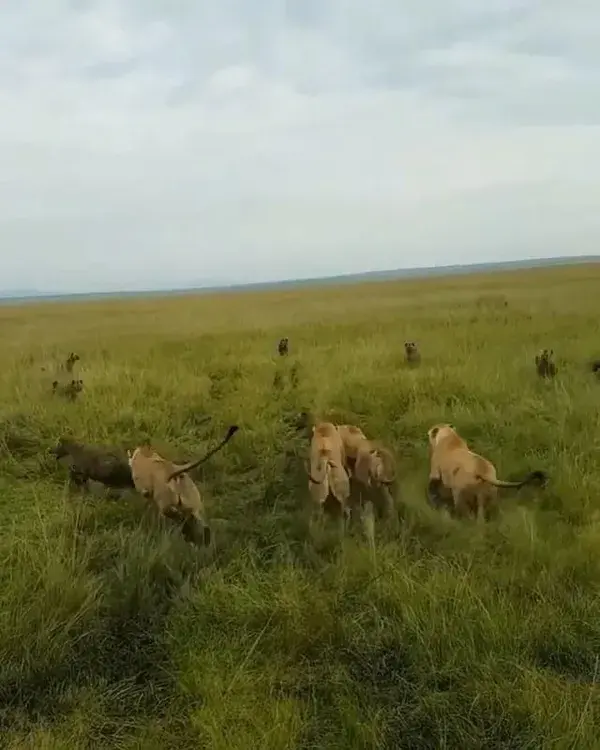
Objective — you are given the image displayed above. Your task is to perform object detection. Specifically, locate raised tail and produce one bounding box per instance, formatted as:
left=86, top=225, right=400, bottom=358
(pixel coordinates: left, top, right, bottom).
left=167, top=425, right=239, bottom=481
left=478, top=469, right=547, bottom=489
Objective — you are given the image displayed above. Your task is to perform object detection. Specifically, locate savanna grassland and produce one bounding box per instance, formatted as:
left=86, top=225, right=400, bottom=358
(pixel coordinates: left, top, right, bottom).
left=1, top=263, right=600, bottom=750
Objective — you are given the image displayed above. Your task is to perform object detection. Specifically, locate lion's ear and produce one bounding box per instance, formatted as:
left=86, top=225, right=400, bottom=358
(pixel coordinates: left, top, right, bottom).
left=429, top=426, right=439, bottom=440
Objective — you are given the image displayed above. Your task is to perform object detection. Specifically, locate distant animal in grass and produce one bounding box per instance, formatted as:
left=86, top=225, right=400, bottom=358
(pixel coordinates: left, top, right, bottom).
left=65, top=352, right=80, bottom=373
left=52, top=379, right=84, bottom=400
left=535, top=349, right=557, bottom=378
left=278, top=337, right=289, bottom=356
left=51, top=436, right=135, bottom=492
left=41, top=352, right=80, bottom=374
left=128, top=425, right=239, bottom=546
left=590, top=359, right=600, bottom=376
left=404, top=341, right=421, bottom=366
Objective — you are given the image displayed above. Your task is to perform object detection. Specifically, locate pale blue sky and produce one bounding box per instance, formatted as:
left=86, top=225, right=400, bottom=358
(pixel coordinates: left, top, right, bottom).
left=1, top=1, right=599, bottom=293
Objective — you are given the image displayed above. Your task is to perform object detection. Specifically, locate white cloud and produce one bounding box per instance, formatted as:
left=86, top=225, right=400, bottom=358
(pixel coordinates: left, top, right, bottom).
left=0, top=0, right=598, bottom=292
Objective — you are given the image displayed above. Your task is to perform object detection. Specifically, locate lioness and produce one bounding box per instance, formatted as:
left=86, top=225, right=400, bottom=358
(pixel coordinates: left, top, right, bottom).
left=336, top=424, right=397, bottom=520
left=427, top=423, right=546, bottom=522
left=128, top=424, right=239, bottom=545
left=307, top=421, right=351, bottom=527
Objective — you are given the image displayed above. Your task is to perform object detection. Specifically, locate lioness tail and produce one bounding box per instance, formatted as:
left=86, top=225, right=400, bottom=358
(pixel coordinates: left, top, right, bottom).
left=167, top=425, right=239, bottom=481
left=478, top=469, right=547, bottom=489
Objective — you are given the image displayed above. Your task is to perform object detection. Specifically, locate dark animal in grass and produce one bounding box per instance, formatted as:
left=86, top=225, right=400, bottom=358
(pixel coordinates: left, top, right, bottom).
left=278, top=337, right=289, bottom=356
left=41, top=352, right=80, bottom=373
left=535, top=349, right=557, bottom=378
left=51, top=437, right=135, bottom=492
left=404, top=341, right=421, bottom=366
left=590, top=360, right=600, bottom=375
left=52, top=379, right=84, bottom=400
left=293, top=410, right=315, bottom=439
left=65, top=352, right=80, bottom=373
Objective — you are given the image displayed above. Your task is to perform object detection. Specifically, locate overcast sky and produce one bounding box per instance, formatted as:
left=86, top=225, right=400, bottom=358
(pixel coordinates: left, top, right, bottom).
left=1, top=1, right=599, bottom=293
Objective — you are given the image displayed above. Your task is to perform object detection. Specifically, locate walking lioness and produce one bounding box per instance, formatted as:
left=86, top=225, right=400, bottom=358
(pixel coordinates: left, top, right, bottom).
left=427, top=423, right=546, bottom=522
left=128, top=425, right=239, bottom=545
left=307, top=421, right=351, bottom=527
left=336, top=423, right=397, bottom=520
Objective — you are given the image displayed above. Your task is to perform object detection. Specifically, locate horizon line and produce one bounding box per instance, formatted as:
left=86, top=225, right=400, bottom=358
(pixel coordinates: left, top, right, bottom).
left=1, top=254, right=598, bottom=304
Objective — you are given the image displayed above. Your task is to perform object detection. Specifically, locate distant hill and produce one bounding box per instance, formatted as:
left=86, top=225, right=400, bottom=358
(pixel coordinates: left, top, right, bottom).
left=0, top=288, right=45, bottom=299
left=206, top=255, right=599, bottom=294
left=0, top=254, right=597, bottom=305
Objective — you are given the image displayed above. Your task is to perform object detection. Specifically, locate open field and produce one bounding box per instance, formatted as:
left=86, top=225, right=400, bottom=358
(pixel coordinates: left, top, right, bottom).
left=1, top=262, right=600, bottom=749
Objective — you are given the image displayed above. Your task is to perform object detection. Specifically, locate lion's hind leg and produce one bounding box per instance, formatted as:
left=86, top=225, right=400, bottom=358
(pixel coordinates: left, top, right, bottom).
left=478, top=485, right=497, bottom=524
left=452, top=488, right=476, bottom=519
left=306, top=482, right=327, bottom=537
left=427, top=476, right=448, bottom=509
left=330, top=464, right=351, bottom=538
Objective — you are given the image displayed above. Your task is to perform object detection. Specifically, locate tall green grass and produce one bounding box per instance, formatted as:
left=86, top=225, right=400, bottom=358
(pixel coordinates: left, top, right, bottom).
left=1, top=263, right=600, bottom=748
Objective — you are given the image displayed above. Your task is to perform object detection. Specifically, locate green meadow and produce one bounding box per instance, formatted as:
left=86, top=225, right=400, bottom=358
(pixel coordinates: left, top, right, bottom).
left=1, top=263, right=600, bottom=749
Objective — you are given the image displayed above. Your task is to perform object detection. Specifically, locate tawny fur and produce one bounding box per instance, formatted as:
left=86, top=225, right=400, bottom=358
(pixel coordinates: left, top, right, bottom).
left=336, top=424, right=397, bottom=519
left=127, top=425, right=238, bottom=546
left=307, top=422, right=350, bottom=518
left=427, top=423, right=546, bottom=522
